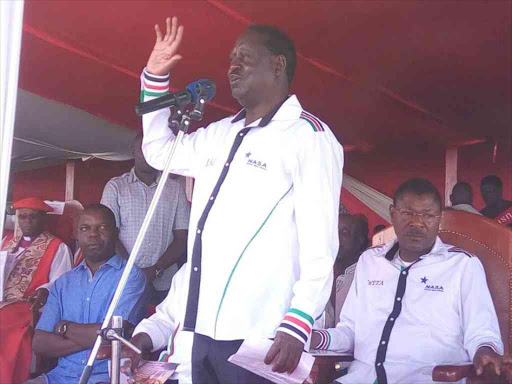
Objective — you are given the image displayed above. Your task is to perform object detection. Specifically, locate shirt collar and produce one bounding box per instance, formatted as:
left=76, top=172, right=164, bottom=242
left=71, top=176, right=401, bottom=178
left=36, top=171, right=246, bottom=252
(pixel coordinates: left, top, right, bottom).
left=380, top=236, right=447, bottom=261
left=128, top=167, right=162, bottom=186
left=73, top=254, right=124, bottom=273
left=230, top=95, right=303, bottom=126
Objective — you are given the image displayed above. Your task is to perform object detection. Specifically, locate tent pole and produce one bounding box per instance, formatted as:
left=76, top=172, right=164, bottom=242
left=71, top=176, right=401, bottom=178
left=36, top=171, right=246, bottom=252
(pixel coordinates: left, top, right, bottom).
left=65, top=160, right=75, bottom=201
left=0, top=1, right=24, bottom=239
left=445, top=147, right=458, bottom=207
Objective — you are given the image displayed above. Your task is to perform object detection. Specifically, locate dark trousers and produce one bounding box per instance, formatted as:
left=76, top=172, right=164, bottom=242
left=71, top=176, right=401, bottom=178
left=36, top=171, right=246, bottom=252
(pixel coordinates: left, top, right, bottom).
left=191, top=333, right=274, bottom=384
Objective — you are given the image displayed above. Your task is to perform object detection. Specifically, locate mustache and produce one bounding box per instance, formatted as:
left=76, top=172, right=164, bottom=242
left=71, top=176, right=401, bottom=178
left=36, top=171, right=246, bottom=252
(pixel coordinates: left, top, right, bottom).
left=85, top=240, right=104, bottom=247
left=405, top=229, right=425, bottom=236
left=228, top=67, right=242, bottom=77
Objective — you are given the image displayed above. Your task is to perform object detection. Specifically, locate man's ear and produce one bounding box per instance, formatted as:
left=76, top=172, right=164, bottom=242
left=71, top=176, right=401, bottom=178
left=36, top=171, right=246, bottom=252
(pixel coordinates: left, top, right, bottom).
left=274, top=55, right=287, bottom=78
left=389, top=204, right=396, bottom=223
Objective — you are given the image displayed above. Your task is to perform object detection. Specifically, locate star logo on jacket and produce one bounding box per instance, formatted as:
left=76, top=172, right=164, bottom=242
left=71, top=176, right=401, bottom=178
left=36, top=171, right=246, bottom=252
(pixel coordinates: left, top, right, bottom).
left=245, top=153, right=267, bottom=170
left=421, top=276, right=428, bottom=284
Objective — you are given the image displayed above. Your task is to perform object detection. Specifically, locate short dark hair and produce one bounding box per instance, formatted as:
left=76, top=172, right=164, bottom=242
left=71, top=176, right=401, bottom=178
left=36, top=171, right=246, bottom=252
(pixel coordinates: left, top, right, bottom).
left=481, top=175, right=503, bottom=189
left=248, top=25, right=297, bottom=84
left=393, top=178, right=442, bottom=209
left=81, top=204, right=117, bottom=228
left=452, top=181, right=473, bottom=197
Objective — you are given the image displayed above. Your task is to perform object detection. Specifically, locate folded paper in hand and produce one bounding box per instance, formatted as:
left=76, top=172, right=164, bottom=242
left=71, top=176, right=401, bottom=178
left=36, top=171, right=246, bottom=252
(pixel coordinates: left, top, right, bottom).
left=228, top=339, right=315, bottom=384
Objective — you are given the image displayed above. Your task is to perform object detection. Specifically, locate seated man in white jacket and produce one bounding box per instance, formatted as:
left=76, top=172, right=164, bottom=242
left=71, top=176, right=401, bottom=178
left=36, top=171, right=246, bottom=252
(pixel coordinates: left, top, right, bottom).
left=124, top=264, right=192, bottom=384
left=310, top=178, right=505, bottom=384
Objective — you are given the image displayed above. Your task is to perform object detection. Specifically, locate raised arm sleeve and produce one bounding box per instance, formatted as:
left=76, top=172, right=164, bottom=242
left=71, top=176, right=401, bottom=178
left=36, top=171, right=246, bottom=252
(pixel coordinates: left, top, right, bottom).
left=140, top=69, right=219, bottom=178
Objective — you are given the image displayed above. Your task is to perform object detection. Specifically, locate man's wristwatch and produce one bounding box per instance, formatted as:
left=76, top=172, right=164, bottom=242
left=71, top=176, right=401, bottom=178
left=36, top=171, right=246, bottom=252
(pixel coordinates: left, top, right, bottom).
left=57, top=322, right=69, bottom=339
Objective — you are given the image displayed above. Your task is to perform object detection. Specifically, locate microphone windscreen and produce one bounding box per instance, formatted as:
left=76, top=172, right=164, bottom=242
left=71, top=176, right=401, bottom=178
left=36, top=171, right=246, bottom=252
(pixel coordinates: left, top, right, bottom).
left=186, top=79, right=216, bottom=103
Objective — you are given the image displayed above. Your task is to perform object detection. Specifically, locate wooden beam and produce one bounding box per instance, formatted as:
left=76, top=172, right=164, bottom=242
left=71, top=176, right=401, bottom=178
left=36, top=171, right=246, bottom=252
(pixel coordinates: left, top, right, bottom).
left=65, top=160, right=75, bottom=201
left=445, top=147, right=458, bottom=206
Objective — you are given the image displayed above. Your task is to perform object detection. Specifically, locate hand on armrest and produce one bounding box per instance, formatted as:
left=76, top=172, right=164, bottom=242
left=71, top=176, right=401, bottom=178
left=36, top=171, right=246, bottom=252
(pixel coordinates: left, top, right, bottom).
left=432, top=364, right=475, bottom=382
left=433, top=347, right=508, bottom=383
left=474, top=346, right=503, bottom=376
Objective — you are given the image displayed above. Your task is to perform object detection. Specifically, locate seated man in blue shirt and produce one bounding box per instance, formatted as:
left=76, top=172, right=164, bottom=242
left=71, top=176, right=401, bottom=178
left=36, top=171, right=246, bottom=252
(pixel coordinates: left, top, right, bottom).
left=27, top=204, right=147, bottom=384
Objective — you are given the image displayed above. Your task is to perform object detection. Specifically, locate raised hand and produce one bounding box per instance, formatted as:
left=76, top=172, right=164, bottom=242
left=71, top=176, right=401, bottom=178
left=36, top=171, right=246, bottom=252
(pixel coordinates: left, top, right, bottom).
left=146, top=17, right=184, bottom=76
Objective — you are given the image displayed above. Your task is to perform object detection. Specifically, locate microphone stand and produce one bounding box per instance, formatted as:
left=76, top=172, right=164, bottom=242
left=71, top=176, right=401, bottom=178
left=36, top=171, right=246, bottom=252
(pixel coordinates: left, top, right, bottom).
left=78, top=96, right=207, bottom=384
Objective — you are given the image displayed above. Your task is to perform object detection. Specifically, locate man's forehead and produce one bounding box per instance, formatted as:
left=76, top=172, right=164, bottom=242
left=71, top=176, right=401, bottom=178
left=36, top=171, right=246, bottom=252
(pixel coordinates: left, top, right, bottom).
left=78, top=210, right=110, bottom=224
left=233, top=30, right=266, bottom=51
left=396, top=192, right=439, bottom=208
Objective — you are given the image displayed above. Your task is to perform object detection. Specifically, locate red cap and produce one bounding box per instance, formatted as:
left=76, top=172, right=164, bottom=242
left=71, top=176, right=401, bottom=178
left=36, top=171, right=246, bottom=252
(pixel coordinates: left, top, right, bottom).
left=13, top=197, right=53, bottom=213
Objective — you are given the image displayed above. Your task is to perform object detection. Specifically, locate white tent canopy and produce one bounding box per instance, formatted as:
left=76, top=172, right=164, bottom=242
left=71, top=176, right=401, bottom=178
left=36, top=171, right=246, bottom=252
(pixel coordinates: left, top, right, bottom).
left=11, top=90, right=136, bottom=172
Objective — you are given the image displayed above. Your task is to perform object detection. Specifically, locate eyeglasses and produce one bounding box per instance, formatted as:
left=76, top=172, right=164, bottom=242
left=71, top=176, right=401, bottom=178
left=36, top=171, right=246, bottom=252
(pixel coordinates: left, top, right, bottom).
left=392, top=207, right=441, bottom=224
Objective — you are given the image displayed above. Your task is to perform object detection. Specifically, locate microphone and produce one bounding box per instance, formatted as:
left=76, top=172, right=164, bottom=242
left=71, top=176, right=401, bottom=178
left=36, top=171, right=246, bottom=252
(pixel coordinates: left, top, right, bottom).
left=135, top=79, right=216, bottom=116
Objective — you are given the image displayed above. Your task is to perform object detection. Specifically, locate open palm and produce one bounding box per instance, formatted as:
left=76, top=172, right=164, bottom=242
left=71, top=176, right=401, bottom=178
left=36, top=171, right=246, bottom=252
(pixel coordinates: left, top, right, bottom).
left=146, top=17, right=184, bottom=76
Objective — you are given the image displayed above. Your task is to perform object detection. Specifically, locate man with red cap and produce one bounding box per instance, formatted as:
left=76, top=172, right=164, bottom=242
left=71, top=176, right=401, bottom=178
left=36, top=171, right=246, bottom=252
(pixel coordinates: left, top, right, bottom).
left=0, top=197, right=72, bottom=384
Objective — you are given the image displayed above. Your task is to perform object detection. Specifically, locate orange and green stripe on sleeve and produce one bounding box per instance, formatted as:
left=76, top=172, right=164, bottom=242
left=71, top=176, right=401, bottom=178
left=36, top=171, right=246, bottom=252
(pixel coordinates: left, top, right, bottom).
left=141, top=69, right=170, bottom=101
left=277, top=308, right=314, bottom=344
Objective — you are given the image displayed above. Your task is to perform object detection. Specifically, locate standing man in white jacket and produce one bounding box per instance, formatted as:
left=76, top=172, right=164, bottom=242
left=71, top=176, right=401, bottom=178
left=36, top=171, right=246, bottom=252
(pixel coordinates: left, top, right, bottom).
left=140, top=16, right=343, bottom=383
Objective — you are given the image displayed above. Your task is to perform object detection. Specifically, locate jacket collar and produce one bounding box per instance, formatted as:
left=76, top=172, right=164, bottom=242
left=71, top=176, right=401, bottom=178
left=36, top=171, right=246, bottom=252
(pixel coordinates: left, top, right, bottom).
left=231, top=95, right=302, bottom=127
left=379, top=236, right=448, bottom=261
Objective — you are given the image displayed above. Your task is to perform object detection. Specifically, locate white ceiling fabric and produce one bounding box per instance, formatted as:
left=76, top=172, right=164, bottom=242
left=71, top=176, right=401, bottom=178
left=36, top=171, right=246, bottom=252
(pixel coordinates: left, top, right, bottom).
left=11, top=89, right=137, bottom=171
